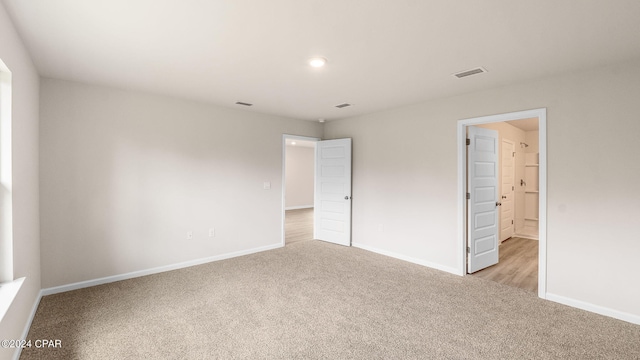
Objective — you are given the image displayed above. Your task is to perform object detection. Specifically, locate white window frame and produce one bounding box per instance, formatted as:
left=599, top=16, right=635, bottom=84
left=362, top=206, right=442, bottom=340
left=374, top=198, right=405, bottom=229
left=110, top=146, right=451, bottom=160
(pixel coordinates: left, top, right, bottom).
left=0, top=58, right=23, bottom=323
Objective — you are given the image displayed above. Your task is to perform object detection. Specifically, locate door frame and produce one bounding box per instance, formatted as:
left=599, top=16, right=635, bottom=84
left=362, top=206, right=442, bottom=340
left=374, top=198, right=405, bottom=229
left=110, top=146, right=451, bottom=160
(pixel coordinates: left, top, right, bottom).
left=457, top=108, right=547, bottom=299
left=281, top=134, right=320, bottom=247
left=501, top=138, right=516, bottom=242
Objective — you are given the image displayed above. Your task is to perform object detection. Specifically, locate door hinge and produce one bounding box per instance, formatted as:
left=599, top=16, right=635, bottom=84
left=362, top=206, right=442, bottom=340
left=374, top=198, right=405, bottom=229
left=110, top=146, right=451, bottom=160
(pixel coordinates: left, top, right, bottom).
left=512, top=186, right=514, bottom=191
left=467, top=246, right=470, bottom=254
left=512, top=152, right=515, bottom=157
left=512, top=220, right=514, bottom=225
left=466, top=192, right=470, bottom=200
left=466, top=138, right=470, bottom=145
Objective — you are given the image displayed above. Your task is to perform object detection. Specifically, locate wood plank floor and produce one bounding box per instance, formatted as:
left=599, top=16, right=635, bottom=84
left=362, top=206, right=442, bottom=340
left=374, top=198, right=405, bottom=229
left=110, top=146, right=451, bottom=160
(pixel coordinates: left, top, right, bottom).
left=472, top=237, right=538, bottom=293
left=285, top=208, right=314, bottom=245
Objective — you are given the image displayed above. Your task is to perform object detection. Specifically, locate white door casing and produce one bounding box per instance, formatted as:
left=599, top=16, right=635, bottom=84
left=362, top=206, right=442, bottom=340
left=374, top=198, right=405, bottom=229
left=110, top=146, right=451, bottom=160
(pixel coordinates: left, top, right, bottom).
left=501, top=139, right=515, bottom=241
left=458, top=108, right=547, bottom=298
left=314, top=138, right=352, bottom=246
left=467, top=126, right=499, bottom=273
left=281, top=134, right=320, bottom=246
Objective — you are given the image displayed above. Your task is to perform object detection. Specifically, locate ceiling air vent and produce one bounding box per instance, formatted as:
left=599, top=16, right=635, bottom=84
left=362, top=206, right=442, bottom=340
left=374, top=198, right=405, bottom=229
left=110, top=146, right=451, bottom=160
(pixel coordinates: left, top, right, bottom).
left=335, top=103, right=352, bottom=108
left=453, top=67, right=487, bottom=79
left=235, top=101, right=253, bottom=106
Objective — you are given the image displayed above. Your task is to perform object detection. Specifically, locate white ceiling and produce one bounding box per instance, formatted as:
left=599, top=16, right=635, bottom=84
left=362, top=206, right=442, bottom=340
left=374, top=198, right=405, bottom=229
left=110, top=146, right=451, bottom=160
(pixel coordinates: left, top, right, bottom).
left=3, top=1, right=640, bottom=121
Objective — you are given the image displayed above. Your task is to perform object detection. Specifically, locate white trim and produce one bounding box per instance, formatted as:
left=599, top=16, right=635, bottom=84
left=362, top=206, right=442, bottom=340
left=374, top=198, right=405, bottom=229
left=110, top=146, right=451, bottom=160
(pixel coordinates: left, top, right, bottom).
left=284, top=205, right=314, bottom=211
left=0, top=60, right=14, bottom=284
left=0, top=277, right=24, bottom=322
left=546, top=293, right=640, bottom=325
left=537, top=111, right=548, bottom=300
left=13, top=289, right=43, bottom=360
left=458, top=108, right=548, bottom=297
left=501, top=138, right=516, bottom=242
left=456, top=121, right=468, bottom=277
left=513, top=233, right=539, bottom=241
left=353, top=242, right=459, bottom=276
left=281, top=134, right=320, bottom=246
left=41, top=243, right=282, bottom=296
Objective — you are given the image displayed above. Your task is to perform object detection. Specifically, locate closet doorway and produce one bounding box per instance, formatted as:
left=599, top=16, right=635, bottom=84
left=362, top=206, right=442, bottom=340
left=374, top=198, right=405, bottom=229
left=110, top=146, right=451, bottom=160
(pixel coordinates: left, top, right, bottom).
left=458, top=109, right=547, bottom=298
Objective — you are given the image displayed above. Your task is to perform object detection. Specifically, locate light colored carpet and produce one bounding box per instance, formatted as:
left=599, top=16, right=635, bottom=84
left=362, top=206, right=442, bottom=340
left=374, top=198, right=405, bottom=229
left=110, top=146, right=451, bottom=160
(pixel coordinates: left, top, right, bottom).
left=21, top=240, right=640, bottom=359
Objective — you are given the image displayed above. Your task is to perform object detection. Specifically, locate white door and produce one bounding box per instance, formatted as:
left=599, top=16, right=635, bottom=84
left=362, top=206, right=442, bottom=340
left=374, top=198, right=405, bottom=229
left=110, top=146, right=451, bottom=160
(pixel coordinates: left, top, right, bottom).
left=500, top=139, right=515, bottom=241
left=467, top=126, right=499, bottom=273
left=314, top=138, right=352, bottom=246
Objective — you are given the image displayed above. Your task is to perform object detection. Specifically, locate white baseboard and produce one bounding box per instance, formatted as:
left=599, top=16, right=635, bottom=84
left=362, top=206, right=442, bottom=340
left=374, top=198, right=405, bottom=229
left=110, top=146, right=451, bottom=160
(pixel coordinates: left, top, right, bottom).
left=13, top=289, right=43, bottom=360
left=354, top=244, right=639, bottom=325
left=353, top=242, right=460, bottom=276
left=546, top=292, right=640, bottom=325
left=41, top=243, right=283, bottom=296
left=285, top=205, right=313, bottom=210
left=514, top=233, right=539, bottom=240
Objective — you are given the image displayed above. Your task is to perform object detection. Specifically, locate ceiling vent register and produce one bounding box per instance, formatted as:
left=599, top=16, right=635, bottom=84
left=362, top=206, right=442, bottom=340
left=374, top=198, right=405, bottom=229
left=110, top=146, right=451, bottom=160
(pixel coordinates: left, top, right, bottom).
left=453, top=67, right=487, bottom=78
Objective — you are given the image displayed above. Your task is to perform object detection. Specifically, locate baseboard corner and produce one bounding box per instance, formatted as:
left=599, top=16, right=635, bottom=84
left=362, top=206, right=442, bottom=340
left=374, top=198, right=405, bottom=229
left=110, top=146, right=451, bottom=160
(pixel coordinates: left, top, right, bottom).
left=14, top=289, right=44, bottom=360
left=284, top=205, right=314, bottom=210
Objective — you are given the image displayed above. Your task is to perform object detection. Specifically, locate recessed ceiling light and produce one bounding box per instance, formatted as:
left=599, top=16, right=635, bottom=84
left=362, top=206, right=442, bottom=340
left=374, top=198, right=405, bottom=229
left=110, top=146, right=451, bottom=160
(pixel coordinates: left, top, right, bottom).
left=309, top=57, right=327, bottom=68
left=318, top=118, right=325, bottom=123
left=291, top=141, right=297, bottom=145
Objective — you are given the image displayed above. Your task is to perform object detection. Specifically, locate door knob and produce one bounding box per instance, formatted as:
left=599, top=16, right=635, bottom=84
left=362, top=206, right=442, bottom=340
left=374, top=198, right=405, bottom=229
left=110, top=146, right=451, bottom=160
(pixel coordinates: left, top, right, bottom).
left=345, top=196, right=351, bottom=200
left=496, top=202, right=502, bottom=206
left=502, top=195, right=507, bottom=199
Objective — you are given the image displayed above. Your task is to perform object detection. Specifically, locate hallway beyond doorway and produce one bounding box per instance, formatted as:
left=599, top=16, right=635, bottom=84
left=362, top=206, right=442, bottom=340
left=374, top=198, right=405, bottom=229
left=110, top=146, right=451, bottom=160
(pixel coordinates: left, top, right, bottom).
left=285, top=208, right=314, bottom=245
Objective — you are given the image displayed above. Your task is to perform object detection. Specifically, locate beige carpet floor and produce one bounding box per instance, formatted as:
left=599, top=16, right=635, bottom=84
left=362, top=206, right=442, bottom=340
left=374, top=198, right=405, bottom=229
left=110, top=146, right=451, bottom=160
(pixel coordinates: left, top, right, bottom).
left=21, top=240, right=640, bottom=359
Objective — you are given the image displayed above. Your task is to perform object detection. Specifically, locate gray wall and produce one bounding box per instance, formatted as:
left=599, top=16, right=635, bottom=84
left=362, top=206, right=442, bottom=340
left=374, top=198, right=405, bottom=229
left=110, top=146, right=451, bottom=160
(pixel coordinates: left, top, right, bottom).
left=324, top=59, right=640, bottom=320
left=285, top=145, right=314, bottom=209
left=39, top=79, right=323, bottom=288
left=0, top=3, right=41, bottom=360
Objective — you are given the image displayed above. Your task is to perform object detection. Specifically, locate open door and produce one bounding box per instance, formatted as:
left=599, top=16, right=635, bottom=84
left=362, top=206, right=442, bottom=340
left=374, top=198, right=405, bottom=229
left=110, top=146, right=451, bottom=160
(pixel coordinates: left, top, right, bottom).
left=314, top=138, right=352, bottom=246
left=467, top=126, right=499, bottom=273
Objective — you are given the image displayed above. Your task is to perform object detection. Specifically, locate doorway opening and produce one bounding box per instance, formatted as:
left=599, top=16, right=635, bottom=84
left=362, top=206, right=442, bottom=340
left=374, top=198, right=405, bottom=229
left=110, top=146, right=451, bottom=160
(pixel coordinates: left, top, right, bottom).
left=457, top=108, right=547, bottom=299
left=282, top=135, right=319, bottom=246
left=281, top=135, right=353, bottom=247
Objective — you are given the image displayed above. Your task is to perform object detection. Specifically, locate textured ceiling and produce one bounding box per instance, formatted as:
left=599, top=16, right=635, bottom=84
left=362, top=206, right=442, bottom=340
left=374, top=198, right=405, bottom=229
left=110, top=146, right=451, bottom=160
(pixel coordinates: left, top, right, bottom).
left=3, top=0, right=640, bottom=121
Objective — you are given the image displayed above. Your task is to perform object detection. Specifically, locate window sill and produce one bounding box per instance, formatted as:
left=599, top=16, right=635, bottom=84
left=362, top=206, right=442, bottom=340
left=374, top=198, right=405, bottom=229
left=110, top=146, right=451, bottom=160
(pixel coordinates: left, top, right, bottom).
left=0, top=277, right=25, bottom=323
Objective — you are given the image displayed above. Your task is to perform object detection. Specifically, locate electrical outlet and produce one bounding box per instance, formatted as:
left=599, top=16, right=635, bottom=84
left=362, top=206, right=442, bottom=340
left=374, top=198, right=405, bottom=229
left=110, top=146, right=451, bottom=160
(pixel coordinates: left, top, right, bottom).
left=208, top=228, right=215, bottom=237
left=187, top=231, right=193, bottom=240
